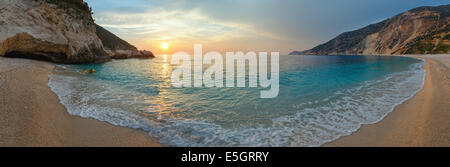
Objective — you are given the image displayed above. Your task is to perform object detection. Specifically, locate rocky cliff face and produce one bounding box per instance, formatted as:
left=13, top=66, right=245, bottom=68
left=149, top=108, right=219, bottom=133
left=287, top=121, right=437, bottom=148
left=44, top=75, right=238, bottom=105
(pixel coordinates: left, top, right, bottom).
left=291, top=4, right=450, bottom=55
left=0, top=0, right=153, bottom=64
left=0, top=0, right=111, bottom=63
left=95, top=24, right=154, bottom=59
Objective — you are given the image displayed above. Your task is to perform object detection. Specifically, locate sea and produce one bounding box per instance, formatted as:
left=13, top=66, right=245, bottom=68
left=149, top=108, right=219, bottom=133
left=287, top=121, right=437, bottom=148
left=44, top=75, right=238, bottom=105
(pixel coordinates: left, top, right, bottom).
left=48, top=55, right=425, bottom=146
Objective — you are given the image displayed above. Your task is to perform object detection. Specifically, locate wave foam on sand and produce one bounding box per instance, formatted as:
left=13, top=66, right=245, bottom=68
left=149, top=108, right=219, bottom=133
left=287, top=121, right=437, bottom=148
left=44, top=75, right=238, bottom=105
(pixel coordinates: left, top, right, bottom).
left=48, top=59, right=426, bottom=146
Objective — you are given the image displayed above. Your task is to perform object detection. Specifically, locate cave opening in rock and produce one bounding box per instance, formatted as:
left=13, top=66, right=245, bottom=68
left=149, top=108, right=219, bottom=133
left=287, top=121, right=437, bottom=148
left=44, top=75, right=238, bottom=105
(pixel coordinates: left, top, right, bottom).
left=4, top=51, right=65, bottom=62
left=4, top=51, right=52, bottom=61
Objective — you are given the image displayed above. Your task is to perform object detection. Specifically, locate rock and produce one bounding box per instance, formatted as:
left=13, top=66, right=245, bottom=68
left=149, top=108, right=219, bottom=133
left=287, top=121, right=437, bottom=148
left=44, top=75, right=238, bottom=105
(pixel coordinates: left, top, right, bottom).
left=292, top=4, right=450, bottom=55
left=95, top=24, right=155, bottom=59
left=288, top=51, right=305, bottom=55
left=0, top=0, right=111, bottom=63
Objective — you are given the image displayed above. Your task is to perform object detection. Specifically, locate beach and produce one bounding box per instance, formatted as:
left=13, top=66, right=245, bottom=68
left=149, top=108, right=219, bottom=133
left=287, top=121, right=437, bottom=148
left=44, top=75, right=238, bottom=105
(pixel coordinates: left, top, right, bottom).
left=325, top=54, right=450, bottom=146
left=0, top=57, right=161, bottom=146
left=0, top=54, right=448, bottom=147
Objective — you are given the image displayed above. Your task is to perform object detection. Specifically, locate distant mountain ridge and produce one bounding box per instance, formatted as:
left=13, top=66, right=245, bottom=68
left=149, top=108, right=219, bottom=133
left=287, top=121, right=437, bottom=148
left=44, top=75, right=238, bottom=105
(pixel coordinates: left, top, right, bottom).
left=290, top=4, right=450, bottom=55
left=95, top=24, right=154, bottom=59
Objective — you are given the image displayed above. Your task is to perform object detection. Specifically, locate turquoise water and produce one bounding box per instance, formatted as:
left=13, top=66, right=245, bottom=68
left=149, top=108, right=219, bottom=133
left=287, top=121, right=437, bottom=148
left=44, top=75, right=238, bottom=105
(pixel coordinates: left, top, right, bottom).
left=48, top=55, right=425, bottom=146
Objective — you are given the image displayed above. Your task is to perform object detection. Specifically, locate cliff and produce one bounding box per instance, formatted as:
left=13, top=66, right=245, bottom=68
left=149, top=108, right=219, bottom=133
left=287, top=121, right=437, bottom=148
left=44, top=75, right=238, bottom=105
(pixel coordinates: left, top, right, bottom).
left=0, top=0, right=153, bottom=64
left=95, top=24, right=154, bottom=59
left=290, top=4, right=450, bottom=55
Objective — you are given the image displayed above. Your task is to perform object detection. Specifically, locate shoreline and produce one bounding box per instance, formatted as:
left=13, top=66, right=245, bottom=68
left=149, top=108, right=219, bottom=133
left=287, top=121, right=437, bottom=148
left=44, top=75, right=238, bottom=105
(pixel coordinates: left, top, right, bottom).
left=1, top=55, right=448, bottom=147
left=0, top=57, right=162, bottom=146
left=324, top=54, right=450, bottom=146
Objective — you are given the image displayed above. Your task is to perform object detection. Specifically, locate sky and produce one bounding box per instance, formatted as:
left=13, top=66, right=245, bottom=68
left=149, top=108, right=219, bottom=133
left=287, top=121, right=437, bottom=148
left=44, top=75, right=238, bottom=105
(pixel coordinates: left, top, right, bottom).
left=85, top=0, right=449, bottom=55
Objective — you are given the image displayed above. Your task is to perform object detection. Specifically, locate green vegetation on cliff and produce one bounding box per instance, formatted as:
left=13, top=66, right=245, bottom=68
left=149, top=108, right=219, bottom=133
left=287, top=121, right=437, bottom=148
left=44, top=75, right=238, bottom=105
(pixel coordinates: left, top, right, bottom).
left=291, top=4, right=450, bottom=55
left=404, top=38, right=450, bottom=54
left=43, top=0, right=91, bottom=13
left=95, top=24, right=137, bottom=51
left=404, top=25, right=450, bottom=54
left=404, top=41, right=435, bottom=54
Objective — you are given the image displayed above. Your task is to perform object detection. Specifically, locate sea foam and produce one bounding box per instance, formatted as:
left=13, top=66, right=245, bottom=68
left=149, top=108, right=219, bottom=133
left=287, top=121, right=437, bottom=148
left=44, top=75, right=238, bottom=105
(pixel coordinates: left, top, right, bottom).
left=48, top=57, right=425, bottom=146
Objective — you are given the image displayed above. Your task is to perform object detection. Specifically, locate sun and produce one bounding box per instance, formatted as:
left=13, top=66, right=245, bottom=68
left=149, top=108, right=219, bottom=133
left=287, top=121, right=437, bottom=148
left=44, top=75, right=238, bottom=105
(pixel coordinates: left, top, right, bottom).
left=161, top=42, right=169, bottom=50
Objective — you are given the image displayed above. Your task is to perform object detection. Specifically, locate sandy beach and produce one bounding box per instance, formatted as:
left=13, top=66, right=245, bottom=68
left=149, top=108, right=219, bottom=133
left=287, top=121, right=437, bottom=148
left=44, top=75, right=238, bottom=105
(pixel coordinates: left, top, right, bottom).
left=0, top=57, right=161, bottom=146
left=326, top=54, right=450, bottom=147
left=1, top=54, right=448, bottom=147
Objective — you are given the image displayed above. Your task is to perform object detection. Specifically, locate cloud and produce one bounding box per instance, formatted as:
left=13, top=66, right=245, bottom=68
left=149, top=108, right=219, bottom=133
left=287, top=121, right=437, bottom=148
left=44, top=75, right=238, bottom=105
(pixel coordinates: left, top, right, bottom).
left=86, top=0, right=450, bottom=54
left=94, top=7, right=284, bottom=44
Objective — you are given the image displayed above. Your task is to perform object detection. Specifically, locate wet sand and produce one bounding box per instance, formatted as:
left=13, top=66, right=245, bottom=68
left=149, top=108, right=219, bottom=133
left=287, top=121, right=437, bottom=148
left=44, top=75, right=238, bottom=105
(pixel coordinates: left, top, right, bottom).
left=325, top=54, right=450, bottom=146
left=0, top=57, right=162, bottom=146
left=1, top=54, right=448, bottom=147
